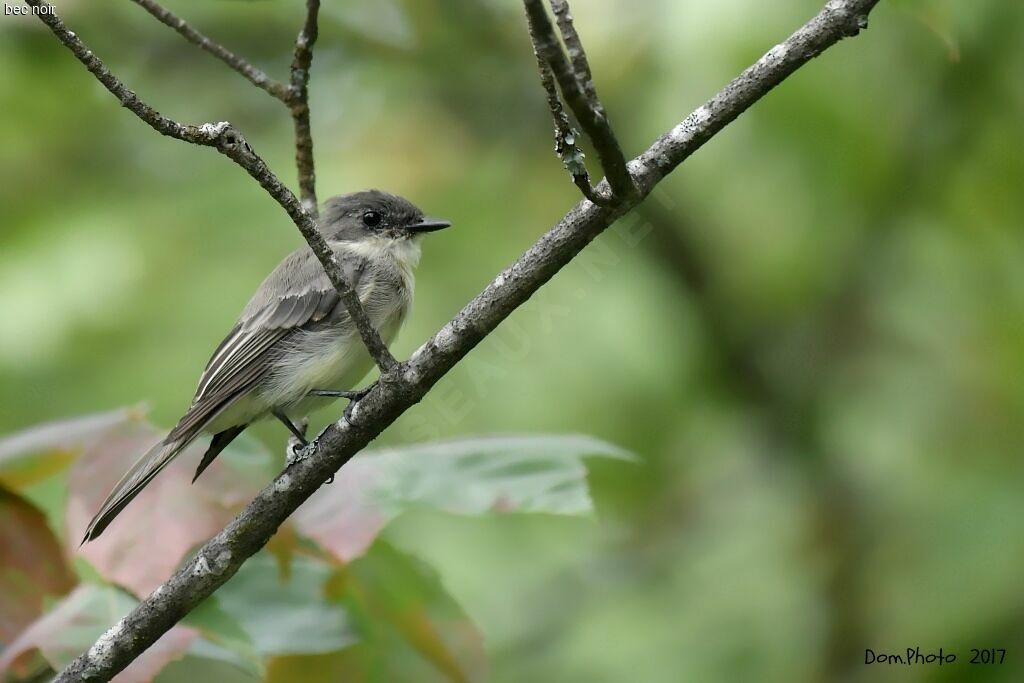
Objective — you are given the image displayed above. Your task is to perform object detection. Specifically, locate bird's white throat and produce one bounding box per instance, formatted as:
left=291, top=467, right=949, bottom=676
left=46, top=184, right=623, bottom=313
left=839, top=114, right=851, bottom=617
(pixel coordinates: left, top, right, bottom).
left=336, top=235, right=423, bottom=281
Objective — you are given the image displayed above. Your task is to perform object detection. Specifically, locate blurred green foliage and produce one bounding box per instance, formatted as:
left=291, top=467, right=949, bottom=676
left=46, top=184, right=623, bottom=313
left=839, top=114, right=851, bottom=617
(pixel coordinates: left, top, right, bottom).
left=2, top=0, right=1023, bottom=681
left=0, top=411, right=625, bottom=680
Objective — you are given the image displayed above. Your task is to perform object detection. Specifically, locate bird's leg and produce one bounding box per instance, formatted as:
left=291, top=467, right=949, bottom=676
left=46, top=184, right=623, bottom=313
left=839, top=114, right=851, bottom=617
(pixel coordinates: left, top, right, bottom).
left=275, top=411, right=321, bottom=471
left=307, top=389, right=366, bottom=400
left=273, top=410, right=308, bottom=446
left=308, top=381, right=377, bottom=423
left=289, top=383, right=378, bottom=480
left=286, top=417, right=310, bottom=462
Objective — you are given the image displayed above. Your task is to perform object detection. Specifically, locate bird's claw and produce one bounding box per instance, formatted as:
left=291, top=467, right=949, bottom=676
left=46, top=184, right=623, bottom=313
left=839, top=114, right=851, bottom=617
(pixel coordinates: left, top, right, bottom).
left=285, top=424, right=331, bottom=468
left=344, top=381, right=376, bottom=423
left=283, top=416, right=309, bottom=460
left=286, top=439, right=314, bottom=467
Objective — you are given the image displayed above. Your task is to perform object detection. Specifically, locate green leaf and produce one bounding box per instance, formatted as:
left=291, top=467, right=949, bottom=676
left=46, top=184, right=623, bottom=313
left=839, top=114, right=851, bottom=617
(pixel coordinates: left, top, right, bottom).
left=327, top=541, right=488, bottom=683
left=181, top=596, right=263, bottom=677
left=153, top=654, right=261, bottom=683
left=213, top=553, right=358, bottom=656
left=892, top=0, right=960, bottom=61
left=264, top=651, right=358, bottom=683
left=293, top=434, right=633, bottom=562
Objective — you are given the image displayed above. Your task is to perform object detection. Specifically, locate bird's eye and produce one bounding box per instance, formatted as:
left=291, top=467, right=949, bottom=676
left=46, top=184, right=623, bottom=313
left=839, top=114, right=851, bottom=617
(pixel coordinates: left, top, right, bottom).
left=362, top=211, right=383, bottom=228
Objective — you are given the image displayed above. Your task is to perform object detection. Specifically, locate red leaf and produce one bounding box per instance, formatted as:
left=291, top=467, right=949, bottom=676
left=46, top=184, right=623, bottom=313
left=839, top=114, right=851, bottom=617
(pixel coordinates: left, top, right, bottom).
left=67, top=421, right=269, bottom=596
left=292, top=457, right=389, bottom=562
left=0, top=585, right=196, bottom=683
left=0, top=408, right=142, bottom=490
left=0, top=488, right=76, bottom=643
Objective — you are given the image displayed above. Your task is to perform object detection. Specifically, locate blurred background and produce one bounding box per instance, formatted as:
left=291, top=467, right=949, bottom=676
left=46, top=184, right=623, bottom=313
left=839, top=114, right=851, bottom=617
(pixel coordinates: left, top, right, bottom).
left=2, top=0, right=1024, bottom=681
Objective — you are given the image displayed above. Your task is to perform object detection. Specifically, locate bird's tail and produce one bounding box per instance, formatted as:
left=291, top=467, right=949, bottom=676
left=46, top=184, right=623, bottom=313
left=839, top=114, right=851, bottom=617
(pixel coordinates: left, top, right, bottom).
left=83, top=392, right=246, bottom=543
left=81, top=435, right=195, bottom=544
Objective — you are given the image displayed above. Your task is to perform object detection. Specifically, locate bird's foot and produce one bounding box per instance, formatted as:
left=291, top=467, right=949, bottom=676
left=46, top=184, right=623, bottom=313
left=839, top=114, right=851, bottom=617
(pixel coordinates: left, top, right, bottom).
left=286, top=439, right=312, bottom=467
left=309, top=382, right=376, bottom=423
left=308, top=386, right=371, bottom=401
left=286, top=423, right=329, bottom=468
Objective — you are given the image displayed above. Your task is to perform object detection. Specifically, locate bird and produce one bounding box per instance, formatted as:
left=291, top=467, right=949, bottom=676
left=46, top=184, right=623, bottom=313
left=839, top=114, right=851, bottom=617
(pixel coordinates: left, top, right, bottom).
left=82, top=190, right=451, bottom=543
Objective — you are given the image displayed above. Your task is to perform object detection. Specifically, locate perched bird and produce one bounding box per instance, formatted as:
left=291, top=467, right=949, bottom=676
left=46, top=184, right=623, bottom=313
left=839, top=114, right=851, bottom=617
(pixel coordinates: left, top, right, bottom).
left=82, top=190, right=451, bottom=543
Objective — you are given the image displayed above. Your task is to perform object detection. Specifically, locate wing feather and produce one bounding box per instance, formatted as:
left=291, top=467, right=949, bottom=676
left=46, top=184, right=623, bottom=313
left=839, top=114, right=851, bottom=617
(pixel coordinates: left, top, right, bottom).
left=190, top=247, right=366, bottom=410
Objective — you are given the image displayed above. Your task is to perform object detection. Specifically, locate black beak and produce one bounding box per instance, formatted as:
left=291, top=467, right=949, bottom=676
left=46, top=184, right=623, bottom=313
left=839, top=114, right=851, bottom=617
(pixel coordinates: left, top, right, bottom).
left=405, top=217, right=451, bottom=233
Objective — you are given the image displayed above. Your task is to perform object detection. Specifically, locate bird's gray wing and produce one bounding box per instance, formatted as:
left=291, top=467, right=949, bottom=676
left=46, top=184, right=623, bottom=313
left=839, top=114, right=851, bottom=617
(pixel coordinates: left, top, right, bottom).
left=83, top=247, right=367, bottom=543
left=183, top=246, right=368, bottom=430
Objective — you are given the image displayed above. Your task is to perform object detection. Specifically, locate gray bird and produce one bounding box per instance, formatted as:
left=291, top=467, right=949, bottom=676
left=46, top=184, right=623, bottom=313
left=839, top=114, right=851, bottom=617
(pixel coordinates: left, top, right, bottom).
left=83, top=190, right=451, bottom=542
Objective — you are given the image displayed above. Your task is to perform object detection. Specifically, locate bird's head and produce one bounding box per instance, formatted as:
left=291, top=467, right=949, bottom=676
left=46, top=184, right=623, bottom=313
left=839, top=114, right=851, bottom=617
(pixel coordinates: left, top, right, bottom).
left=320, top=190, right=451, bottom=243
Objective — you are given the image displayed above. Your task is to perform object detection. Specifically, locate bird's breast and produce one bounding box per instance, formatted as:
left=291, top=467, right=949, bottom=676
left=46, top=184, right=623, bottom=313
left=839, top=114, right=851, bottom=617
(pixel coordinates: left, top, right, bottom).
left=263, top=265, right=413, bottom=407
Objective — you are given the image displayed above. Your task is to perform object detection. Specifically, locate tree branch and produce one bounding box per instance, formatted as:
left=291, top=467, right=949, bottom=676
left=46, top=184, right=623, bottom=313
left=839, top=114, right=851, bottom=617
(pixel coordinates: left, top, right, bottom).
left=47, top=0, right=881, bottom=679
left=25, top=0, right=398, bottom=373
left=523, top=0, right=635, bottom=201
left=530, top=39, right=610, bottom=206
left=129, top=0, right=290, bottom=101
left=287, top=0, right=321, bottom=216
left=548, top=0, right=603, bottom=138
left=130, top=0, right=321, bottom=216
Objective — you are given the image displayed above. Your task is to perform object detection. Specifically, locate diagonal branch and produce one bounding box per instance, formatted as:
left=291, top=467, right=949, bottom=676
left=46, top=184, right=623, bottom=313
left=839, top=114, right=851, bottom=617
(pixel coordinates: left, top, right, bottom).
left=129, top=0, right=290, bottom=101
left=287, top=0, right=321, bottom=216
left=25, top=0, right=398, bottom=373
left=48, top=0, right=881, bottom=679
left=523, top=0, right=635, bottom=201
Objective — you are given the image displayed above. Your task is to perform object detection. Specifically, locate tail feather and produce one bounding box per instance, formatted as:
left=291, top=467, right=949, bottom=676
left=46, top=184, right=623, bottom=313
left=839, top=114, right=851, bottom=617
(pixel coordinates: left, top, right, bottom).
left=80, top=393, right=247, bottom=540
left=192, top=425, right=248, bottom=483
left=81, top=436, right=192, bottom=543
left=81, top=395, right=244, bottom=544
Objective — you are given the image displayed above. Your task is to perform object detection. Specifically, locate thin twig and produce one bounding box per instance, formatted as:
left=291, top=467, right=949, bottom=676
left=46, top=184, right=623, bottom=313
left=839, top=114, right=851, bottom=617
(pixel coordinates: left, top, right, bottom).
left=548, top=0, right=610, bottom=205
left=548, top=0, right=602, bottom=121
left=532, top=46, right=610, bottom=205
left=129, top=0, right=290, bottom=101
left=288, top=0, right=321, bottom=216
left=130, top=0, right=321, bottom=216
left=46, top=0, right=882, bottom=677
left=25, top=0, right=398, bottom=373
left=523, top=0, right=635, bottom=200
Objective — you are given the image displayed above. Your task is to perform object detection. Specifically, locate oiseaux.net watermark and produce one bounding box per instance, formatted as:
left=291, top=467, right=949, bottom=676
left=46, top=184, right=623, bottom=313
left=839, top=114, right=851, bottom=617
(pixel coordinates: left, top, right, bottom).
left=5, top=3, right=54, bottom=16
